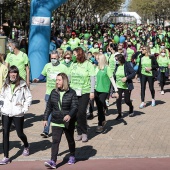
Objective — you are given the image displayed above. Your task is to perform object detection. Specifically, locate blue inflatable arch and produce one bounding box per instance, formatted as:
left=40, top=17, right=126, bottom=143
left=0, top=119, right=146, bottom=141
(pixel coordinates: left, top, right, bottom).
left=28, top=0, right=67, bottom=80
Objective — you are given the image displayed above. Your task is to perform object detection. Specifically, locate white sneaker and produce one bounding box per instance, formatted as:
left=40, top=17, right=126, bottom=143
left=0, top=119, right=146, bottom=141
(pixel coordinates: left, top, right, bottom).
left=105, top=100, right=109, bottom=107
left=161, top=91, right=164, bottom=95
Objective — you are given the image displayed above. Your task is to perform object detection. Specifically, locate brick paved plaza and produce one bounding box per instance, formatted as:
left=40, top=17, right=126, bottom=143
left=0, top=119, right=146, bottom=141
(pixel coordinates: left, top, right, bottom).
left=0, top=79, right=170, bottom=162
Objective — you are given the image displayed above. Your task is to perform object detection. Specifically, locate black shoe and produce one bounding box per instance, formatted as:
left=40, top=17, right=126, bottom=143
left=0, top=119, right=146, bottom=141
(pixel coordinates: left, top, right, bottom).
left=87, top=113, right=94, bottom=120
left=40, top=132, right=49, bottom=138
left=115, top=114, right=122, bottom=120
left=105, top=108, right=109, bottom=116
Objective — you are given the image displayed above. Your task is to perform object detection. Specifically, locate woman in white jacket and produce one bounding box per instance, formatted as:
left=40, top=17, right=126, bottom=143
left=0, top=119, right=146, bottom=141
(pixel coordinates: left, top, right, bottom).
left=0, top=65, right=32, bottom=165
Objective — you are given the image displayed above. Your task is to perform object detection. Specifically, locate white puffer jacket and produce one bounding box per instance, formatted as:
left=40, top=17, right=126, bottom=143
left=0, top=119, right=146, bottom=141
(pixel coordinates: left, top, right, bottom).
left=0, top=80, right=32, bottom=117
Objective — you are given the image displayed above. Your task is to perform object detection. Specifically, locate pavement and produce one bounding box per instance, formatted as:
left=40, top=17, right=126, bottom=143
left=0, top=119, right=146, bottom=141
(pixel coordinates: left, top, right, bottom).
left=0, top=79, right=170, bottom=169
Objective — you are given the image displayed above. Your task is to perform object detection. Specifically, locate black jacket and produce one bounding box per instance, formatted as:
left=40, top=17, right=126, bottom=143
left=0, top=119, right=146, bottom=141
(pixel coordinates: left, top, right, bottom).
left=43, top=88, right=78, bottom=124
left=114, top=62, right=136, bottom=90
left=137, top=55, right=158, bottom=77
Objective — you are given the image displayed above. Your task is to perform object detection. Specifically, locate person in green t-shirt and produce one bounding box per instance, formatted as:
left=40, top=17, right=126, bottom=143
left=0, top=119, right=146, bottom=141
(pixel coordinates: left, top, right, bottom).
left=95, top=53, right=118, bottom=133
left=137, top=46, right=158, bottom=109
left=60, top=38, right=70, bottom=52
left=33, top=51, right=69, bottom=138
left=5, top=40, right=30, bottom=87
left=69, top=47, right=95, bottom=142
left=114, top=54, right=136, bottom=120
left=157, top=49, right=170, bottom=95
left=68, top=32, right=80, bottom=50
left=62, top=51, right=73, bottom=68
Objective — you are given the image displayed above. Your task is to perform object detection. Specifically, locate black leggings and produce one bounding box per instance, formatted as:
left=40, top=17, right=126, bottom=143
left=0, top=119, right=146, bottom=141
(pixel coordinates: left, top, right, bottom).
left=116, top=88, right=133, bottom=114
left=51, top=121, right=75, bottom=162
left=160, top=72, right=166, bottom=91
left=141, top=74, right=155, bottom=102
left=95, top=91, right=108, bottom=126
left=77, top=93, right=89, bottom=135
left=2, top=115, right=28, bottom=158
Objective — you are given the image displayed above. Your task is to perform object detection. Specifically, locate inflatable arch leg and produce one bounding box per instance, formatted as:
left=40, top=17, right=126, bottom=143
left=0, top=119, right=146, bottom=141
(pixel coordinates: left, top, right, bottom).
left=28, top=0, right=67, bottom=80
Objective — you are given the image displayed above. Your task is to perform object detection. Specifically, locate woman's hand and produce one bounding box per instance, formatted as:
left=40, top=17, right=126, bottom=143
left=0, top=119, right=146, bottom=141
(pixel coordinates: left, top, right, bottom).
left=63, top=115, right=71, bottom=122
left=89, top=92, right=94, bottom=100
left=121, top=77, right=127, bottom=82
left=43, top=121, right=48, bottom=127
left=114, top=92, right=119, bottom=99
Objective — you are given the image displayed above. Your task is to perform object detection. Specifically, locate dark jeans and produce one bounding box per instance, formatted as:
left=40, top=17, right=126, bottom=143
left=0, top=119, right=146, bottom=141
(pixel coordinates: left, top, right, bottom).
left=95, top=91, right=108, bottom=126
left=2, top=115, right=29, bottom=158
left=77, top=93, right=89, bottom=135
left=43, top=94, right=51, bottom=134
left=160, top=72, right=166, bottom=91
left=51, top=121, right=75, bottom=162
left=116, top=88, right=133, bottom=114
left=141, top=74, right=155, bottom=102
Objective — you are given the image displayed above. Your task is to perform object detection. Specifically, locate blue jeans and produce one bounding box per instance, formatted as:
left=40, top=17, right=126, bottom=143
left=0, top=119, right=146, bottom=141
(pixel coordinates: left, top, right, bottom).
left=43, top=94, right=51, bottom=134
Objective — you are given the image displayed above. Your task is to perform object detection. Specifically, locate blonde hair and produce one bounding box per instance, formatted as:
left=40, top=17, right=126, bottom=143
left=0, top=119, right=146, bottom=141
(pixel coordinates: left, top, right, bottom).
left=0, top=53, right=5, bottom=63
left=57, top=48, right=64, bottom=58
left=97, top=53, right=108, bottom=70
left=56, top=73, right=69, bottom=91
left=63, top=50, right=72, bottom=59
left=145, top=46, right=151, bottom=56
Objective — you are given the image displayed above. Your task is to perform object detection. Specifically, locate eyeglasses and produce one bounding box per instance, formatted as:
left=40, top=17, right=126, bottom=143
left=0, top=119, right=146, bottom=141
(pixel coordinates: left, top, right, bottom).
left=65, top=57, right=71, bottom=59
left=142, top=49, right=146, bottom=50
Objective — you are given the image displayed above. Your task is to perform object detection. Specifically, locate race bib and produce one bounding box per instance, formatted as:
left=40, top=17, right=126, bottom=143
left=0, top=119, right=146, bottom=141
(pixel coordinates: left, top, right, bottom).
left=75, top=89, right=82, bottom=96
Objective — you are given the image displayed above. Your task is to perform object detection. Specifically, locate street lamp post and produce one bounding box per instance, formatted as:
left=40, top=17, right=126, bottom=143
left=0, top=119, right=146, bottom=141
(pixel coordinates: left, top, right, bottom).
left=0, top=0, right=4, bottom=26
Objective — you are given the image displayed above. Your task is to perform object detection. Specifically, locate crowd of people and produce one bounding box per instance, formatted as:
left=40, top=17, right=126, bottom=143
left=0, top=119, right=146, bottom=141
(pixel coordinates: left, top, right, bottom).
left=0, top=22, right=170, bottom=168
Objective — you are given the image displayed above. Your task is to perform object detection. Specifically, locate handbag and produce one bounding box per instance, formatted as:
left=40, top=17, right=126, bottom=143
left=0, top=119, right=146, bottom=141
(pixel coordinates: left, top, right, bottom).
left=58, top=98, right=70, bottom=129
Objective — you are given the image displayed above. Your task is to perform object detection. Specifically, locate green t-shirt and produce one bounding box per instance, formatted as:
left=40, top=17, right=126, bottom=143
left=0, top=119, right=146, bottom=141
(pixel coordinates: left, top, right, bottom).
left=157, top=55, right=170, bottom=72
left=127, top=48, right=134, bottom=62
left=141, top=56, right=152, bottom=76
left=68, top=37, right=80, bottom=50
left=89, top=47, right=99, bottom=53
left=96, top=66, right=112, bottom=93
left=10, top=83, right=15, bottom=94
left=116, top=65, right=128, bottom=89
left=60, top=44, right=70, bottom=52
left=109, top=54, right=116, bottom=73
left=41, top=63, right=68, bottom=95
left=69, top=60, right=95, bottom=94
left=51, top=91, right=65, bottom=127
left=62, top=60, right=72, bottom=68
left=5, top=51, right=29, bottom=80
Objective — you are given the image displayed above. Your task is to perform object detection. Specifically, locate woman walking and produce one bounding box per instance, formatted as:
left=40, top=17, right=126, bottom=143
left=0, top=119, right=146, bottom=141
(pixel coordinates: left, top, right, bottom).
left=43, top=73, right=78, bottom=169
left=114, top=54, right=136, bottom=120
left=137, top=46, right=158, bottom=108
left=95, top=53, right=119, bottom=132
left=69, top=47, right=95, bottom=142
left=0, top=66, right=32, bottom=165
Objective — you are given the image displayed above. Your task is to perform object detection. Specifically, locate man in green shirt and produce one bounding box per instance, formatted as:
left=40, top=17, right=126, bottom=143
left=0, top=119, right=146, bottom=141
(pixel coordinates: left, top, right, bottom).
left=68, top=32, right=80, bottom=50
left=5, top=40, right=30, bottom=87
left=33, top=51, right=69, bottom=138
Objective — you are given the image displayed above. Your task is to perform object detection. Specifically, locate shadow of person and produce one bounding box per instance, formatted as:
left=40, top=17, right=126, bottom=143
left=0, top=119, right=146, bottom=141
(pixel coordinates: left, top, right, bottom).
left=145, top=100, right=165, bottom=107
left=31, top=100, right=40, bottom=105
left=0, top=141, right=22, bottom=155
left=56, top=145, right=97, bottom=168
left=23, top=113, right=43, bottom=129
left=10, top=140, right=52, bottom=161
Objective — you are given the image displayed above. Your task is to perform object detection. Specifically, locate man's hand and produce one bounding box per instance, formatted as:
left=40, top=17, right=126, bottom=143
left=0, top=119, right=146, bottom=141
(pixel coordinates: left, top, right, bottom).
left=121, top=77, right=127, bottom=82
left=33, top=78, right=39, bottom=83
left=43, top=121, right=48, bottom=127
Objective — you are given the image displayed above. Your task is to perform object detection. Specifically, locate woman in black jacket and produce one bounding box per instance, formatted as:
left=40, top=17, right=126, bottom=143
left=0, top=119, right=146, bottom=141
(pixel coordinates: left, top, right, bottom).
left=137, top=46, right=158, bottom=109
left=114, top=54, right=136, bottom=120
left=43, top=73, right=78, bottom=169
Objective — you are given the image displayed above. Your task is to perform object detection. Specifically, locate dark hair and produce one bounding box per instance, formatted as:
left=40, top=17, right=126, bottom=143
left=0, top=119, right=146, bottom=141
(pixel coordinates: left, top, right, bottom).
left=116, top=54, right=125, bottom=64
left=74, top=47, right=86, bottom=63
left=5, top=65, right=22, bottom=89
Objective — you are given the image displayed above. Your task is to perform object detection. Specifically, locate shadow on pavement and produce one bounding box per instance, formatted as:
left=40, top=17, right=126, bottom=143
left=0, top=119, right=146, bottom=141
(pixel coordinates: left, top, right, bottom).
left=10, top=140, right=51, bottom=161
left=24, top=113, right=43, bottom=129
left=56, top=145, right=97, bottom=168
left=31, top=100, right=40, bottom=105
left=0, top=141, right=22, bottom=155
